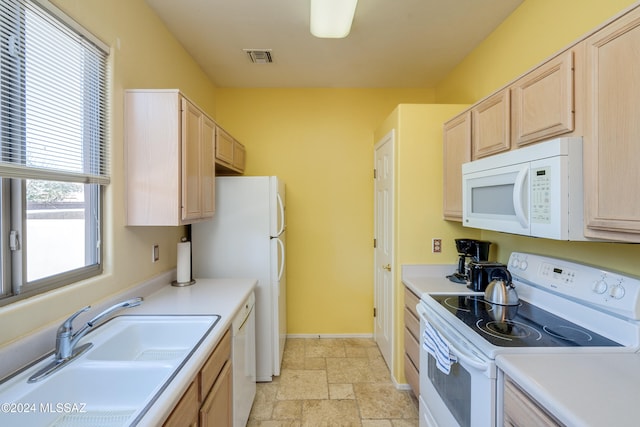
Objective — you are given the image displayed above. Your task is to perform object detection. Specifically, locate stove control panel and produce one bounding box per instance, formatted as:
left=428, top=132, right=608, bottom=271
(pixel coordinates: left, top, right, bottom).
left=509, top=252, right=640, bottom=320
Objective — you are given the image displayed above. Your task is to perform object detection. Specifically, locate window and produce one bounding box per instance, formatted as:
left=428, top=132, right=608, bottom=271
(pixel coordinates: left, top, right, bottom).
left=0, top=0, right=109, bottom=305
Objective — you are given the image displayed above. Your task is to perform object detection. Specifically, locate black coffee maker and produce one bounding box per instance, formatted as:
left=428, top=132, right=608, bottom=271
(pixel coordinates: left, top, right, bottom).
left=468, top=261, right=508, bottom=292
left=447, top=239, right=492, bottom=284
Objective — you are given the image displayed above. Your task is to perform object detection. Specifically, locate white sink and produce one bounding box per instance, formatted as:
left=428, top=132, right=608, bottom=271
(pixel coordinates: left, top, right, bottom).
left=86, top=315, right=218, bottom=363
left=0, top=314, right=221, bottom=426
left=0, top=365, right=171, bottom=426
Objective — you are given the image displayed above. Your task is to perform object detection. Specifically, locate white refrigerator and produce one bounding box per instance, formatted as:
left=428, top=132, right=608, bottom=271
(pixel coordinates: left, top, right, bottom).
left=192, top=176, right=286, bottom=382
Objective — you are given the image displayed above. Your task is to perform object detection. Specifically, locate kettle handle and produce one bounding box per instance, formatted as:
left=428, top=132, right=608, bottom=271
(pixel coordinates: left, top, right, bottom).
left=489, top=267, right=512, bottom=284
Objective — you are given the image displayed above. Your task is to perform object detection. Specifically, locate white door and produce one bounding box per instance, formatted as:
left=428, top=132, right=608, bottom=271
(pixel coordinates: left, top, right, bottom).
left=374, top=130, right=394, bottom=368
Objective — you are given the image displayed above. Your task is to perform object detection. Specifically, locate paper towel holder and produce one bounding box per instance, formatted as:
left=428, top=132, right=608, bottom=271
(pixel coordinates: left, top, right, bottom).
left=171, top=278, right=196, bottom=287
left=172, top=237, right=196, bottom=287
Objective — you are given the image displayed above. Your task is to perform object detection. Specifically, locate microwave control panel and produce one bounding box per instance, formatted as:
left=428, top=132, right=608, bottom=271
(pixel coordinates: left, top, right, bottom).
left=531, top=167, right=551, bottom=224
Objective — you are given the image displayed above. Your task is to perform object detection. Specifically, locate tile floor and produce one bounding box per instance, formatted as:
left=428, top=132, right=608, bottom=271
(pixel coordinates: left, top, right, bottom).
left=247, top=338, right=419, bottom=427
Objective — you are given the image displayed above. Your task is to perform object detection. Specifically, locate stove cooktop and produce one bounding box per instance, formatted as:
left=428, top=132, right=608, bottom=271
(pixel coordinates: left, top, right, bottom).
left=431, top=294, right=622, bottom=348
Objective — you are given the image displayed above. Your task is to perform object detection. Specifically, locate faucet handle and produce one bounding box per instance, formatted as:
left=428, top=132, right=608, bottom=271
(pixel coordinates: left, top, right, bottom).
left=58, top=305, right=91, bottom=335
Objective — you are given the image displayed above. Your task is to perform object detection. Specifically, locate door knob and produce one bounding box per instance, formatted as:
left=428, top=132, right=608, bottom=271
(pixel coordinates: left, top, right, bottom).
left=383, top=264, right=391, bottom=272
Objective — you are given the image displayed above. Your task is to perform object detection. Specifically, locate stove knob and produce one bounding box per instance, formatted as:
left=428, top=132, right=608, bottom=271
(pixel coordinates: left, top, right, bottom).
left=592, top=280, right=607, bottom=294
left=519, top=260, right=528, bottom=271
left=609, top=284, right=626, bottom=299
left=510, top=258, right=520, bottom=269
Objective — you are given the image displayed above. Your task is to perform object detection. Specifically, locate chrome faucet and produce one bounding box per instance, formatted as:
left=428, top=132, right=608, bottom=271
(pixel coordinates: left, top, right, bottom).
left=28, top=297, right=143, bottom=383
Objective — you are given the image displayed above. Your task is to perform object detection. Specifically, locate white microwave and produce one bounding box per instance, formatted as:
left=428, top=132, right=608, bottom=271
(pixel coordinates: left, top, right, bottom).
left=462, top=137, right=586, bottom=240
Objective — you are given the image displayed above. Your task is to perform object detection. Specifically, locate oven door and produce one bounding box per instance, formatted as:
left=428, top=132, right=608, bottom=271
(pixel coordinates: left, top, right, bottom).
left=417, top=302, right=496, bottom=427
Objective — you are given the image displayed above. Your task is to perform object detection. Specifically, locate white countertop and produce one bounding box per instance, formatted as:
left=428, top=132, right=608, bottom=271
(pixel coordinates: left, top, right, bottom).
left=124, top=278, right=257, bottom=426
left=402, top=264, right=469, bottom=297
left=497, top=352, right=640, bottom=427
left=0, top=276, right=256, bottom=427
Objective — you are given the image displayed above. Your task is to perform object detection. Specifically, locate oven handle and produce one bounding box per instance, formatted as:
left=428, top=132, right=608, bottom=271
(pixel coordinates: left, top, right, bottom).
left=417, top=303, right=490, bottom=373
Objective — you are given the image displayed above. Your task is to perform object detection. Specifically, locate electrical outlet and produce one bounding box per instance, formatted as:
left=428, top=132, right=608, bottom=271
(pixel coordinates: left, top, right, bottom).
left=152, top=244, right=159, bottom=262
left=432, top=238, right=442, bottom=253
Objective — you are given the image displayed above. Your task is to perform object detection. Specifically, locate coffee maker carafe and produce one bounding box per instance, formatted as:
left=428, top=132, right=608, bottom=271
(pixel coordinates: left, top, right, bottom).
left=447, top=239, right=492, bottom=284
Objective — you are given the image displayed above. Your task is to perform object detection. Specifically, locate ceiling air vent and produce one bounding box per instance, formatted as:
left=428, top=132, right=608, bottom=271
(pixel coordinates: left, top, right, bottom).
left=244, top=49, right=273, bottom=64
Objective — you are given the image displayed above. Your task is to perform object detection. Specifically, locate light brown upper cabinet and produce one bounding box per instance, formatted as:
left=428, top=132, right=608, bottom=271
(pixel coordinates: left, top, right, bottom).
left=125, top=90, right=215, bottom=226
left=511, top=51, right=575, bottom=146
left=443, top=111, right=472, bottom=221
left=471, top=90, right=510, bottom=159
left=583, top=7, right=640, bottom=241
left=215, top=126, right=246, bottom=174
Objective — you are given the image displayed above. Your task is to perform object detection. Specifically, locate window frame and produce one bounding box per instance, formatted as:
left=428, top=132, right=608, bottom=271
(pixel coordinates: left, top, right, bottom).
left=0, top=0, right=109, bottom=306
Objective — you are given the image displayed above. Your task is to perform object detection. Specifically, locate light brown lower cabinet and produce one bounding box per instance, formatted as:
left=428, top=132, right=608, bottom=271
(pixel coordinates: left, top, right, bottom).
left=200, top=361, right=232, bottom=426
left=163, top=380, right=199, bottom=427
left=503, top=376, right=563, bottom=427
left=403, top=286, right=420, bottom=396
left=163, top=329, right=232, bottom=427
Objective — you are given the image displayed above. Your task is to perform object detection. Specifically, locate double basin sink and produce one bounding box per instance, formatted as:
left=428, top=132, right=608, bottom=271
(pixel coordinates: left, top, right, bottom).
left=0, top=314, right=221, bottom=426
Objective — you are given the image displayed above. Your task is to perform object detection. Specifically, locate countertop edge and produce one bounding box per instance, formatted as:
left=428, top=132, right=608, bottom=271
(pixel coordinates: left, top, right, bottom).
left=496, top=354, right=586, bottom=427
left=0, top=274, right=257, bottom=427
left=496, top=352, right=640, bottom=427
left=125, top=278, right=257, bottom=426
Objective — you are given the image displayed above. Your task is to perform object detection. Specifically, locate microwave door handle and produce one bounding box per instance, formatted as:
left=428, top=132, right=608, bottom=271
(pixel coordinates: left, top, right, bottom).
left=513, top=166, right=529, bottom=228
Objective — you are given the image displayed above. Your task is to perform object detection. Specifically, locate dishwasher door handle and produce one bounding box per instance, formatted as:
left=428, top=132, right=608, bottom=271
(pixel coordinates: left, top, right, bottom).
left=238, top=305, right=254, bottom=331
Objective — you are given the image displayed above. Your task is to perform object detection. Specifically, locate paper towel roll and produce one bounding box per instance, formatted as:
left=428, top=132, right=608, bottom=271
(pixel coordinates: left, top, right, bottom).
left=176, top=241, right=191, bottom=283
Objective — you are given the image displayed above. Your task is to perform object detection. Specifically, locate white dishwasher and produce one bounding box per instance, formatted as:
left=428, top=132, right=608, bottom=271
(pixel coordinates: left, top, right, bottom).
left=232, top=292, right=256, bottom=427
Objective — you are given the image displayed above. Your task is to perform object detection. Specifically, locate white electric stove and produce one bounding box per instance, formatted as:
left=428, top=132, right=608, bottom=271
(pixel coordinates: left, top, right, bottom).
left=417, top=252, right=640, bottom=427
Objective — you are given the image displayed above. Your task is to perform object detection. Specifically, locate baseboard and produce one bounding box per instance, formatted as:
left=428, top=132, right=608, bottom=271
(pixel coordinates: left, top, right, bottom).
left=286, top=333, right=374, bottom=339
left=393, top=378, right=412, bottom=391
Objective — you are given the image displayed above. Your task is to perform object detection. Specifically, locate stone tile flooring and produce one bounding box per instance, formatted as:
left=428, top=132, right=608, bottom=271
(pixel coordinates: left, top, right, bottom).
left=247, top=338, right=419, bottom=427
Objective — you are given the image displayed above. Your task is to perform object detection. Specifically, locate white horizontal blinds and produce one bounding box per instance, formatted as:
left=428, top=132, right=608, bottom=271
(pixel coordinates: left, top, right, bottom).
left=0, top=0, right=109, bottom=185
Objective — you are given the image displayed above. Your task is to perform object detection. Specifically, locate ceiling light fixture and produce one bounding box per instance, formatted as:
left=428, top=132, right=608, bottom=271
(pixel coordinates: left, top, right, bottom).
left=310, top=0, right=358, bottom=39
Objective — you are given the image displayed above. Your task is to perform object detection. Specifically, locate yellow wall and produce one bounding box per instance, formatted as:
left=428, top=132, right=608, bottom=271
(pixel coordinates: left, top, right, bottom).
left=3, top=0, right=640, bottom=381
left=0, top=0, right=218, bottom=347
left=437, top=0, right=638, bottom=103
left=374, top=104, right=480, bottom=381
left=215, top=89, right=435, bottom=334
left=436, top=0, right=640, bottom=273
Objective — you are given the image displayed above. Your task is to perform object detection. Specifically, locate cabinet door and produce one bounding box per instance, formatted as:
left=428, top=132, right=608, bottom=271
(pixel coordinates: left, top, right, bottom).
left=201, top=116, right=216, bottom=218
left=504, top=377, right=563, bottom=427
left=216, top=126, right=235, bottom=166
left=512, top=51, right=574, bottom=146
left=443, top=111, right=471, bottom=221
left=233, top=142, right=246, bottom=172
left=163, top=380, right=199, bottom=427
left=182, top=99, right=203, bottom=221
left=584, top=9, right=640, bottom=241
left=472, top=90, right=510, bottom=159
left=200, top=361, right=232, bottom=427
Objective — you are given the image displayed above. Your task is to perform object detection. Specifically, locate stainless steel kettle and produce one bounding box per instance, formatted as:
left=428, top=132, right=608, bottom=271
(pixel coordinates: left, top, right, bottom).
left=484, top=267, right=519, bottom=306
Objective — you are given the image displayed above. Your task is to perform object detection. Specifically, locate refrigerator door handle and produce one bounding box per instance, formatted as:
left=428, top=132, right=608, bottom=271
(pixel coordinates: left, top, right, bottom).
left=276, top=192, right=285, bottom=237
left=275, top=237, right=285, bottom=281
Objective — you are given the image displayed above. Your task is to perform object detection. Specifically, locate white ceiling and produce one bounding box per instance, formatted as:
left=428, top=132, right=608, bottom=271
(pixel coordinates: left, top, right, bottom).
left=145, top=0, right=524, bottom=88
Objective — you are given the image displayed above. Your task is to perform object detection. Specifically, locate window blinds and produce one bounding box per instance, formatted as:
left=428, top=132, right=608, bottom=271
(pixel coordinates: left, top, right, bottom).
left=0, top=0, right=109, bottom=185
